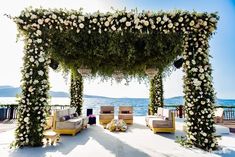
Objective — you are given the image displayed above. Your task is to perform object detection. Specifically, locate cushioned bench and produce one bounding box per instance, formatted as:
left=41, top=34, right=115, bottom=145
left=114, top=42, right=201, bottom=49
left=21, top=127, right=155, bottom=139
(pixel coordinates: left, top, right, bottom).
left=53, top=108, right=88, bottom=136
left=146, top=107, right=175, bottom=133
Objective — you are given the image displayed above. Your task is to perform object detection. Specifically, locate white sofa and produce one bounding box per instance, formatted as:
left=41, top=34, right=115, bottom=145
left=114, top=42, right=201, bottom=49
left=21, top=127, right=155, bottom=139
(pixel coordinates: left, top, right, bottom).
left=53, top=108, right=88, bottom=136
left=145, top=107, right=175, bottom=133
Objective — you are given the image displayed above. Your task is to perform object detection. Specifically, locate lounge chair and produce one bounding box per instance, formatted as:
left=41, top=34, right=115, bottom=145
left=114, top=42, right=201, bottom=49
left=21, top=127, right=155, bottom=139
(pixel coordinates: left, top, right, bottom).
left=214, top=108, right=224, bottom=123
left=146, top=108, right=175, bottom=133
left=118, top=106, right=133, bottom=124
left=99, top=106, right=114, bottom=125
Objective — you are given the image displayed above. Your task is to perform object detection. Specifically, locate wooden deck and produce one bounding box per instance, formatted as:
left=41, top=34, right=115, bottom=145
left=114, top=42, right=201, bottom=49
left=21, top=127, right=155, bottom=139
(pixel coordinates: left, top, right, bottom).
left=222, top=120, right=235, bottom=133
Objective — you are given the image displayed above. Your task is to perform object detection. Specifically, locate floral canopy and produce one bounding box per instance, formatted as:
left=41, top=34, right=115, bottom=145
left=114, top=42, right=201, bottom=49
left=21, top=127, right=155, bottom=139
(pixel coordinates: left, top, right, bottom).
left=11, top=7, right=218, bottom=151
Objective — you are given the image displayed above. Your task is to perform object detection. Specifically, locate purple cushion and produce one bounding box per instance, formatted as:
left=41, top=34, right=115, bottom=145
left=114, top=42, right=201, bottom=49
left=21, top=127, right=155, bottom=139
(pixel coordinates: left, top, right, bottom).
left=62, top=115, right=70, bottom=121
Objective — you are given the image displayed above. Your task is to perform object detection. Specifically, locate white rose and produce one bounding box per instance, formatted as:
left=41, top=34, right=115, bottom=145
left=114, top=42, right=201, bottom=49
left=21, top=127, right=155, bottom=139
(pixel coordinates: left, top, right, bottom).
left=104, top=21, right=109, bottom=27
left=29, top=56, right=34, bottom=62
left=38, top=70, right=44, bottom=76
left=92, top=18, right=97, bottom=23
left=24, top=117, right=29, bottom=123
left=189, top=20, right=195, bottom=26
left=38, top=19, right=43, bottom=25
left=209, top=27, right=215, bottom=32
left=23, top=26, right=28, bottom=30
left=36, top=30, right=42, bottom=36
left=203, top=21, right=207, bottom=26
left=210, top=17, right=217, bottom=23
left=168, top=23, right=173, bottom=28
left=178, top=17, right=183, bottom=22
left=38, top=57, right=45, bottom=62
left=120, top=17, right=127, bottom=23
left=144, top=20, right=149, bottom=26
left=79, top=16, right=85, bottom=21
left=71, top=14, right=76, bottom=19
left=193, top=79, right=201, bottom=87
left=28, top=86, right=34, bottom=92
left=163, top=15, right=168, bottom=22
left=30, top=14, right=37, bottom=19
left=79, top=23, right=84, bottom=29
left=28, top=39, right=32, bottom=44
left=201, top=132, right=207, bottom=137
left=126, top=21, right=131, bottom=27
left=52, top=14, right=57, bottom=19
left=134, top=19, right=139, bottom=24
left=45, top=18, right=50, bottom=23
left=111, top=25, right=116, bottom=31
left=185, top=60, right=190, bottom=66
left=189, top=111, right=194, bottom=115
left=200, top=75, right=205, bottom=80
left=151, top=25, right=156, bottom=29
left=25, top=12, right=30, bottom=17
left=156, top=17, right=161, bottom=22
left=37, top=39, right=42, bottom=43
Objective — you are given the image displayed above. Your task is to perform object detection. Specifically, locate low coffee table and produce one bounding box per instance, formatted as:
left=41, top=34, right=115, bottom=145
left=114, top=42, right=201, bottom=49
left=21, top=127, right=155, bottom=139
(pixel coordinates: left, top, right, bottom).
left=43, top=130, right=60, bottom=145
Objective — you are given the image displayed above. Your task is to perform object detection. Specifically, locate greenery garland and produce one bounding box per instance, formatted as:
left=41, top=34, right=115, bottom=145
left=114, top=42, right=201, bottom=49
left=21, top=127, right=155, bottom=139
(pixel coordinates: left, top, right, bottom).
left=70, top=71, right=83, bottom=115
left=11, top=7, right=219, bottom=151
left=148, top=74, right=164, bottom=115
left=181, top=32, right=218, bottom=151
left=11, top=32, right=50, bottom=147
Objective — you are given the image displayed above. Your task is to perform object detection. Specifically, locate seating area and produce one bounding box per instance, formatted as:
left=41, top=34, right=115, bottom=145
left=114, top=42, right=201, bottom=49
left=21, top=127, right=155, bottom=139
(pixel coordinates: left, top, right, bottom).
left=53, top=108, right=88, bottom=136
left=99, top=106, right=134, bottom=125
left=145, top=107, right=175, bottom=133
left=118, top=106, right=133, bottom=124
left=214, top=107, right=224, bottom=124
left=99, top=106, right=114, bottom=125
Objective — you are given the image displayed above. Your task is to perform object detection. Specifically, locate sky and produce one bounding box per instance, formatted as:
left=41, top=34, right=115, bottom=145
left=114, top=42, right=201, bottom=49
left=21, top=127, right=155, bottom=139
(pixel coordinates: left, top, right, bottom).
left=0, top=0, right=235, bottom=99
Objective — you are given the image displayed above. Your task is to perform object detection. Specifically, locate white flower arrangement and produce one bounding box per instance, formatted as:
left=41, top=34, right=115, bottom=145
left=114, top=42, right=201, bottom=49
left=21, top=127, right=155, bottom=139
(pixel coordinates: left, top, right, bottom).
left=12, top=7, right=218, bottom=150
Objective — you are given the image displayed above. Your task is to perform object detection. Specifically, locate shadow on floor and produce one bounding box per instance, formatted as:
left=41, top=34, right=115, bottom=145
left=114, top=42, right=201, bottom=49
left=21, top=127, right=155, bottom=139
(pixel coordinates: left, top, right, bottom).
left=8, top=125, right=151, bottom=157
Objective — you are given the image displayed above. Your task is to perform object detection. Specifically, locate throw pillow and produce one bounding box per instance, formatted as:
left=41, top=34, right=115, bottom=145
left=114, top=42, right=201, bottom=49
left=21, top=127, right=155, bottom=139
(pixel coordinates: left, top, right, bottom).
left=70, top=114, right=74, bottom=119
left=61, top=115, right=70, bottom=121
left=121, top=111, right=130, bottom=114
left=103, top=111, right=111, bottom=114
left=73, top=113, right=78, bottom=117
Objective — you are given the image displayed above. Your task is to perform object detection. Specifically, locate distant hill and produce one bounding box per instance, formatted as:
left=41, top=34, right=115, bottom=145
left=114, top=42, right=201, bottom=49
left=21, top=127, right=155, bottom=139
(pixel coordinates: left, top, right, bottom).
left=164, top=96, right=235, bottom=106
left=164, top=96, right=184, bottom=105
left=0, top=86, right=69, bottom=97
left=0, top=86, right=234, bottom=105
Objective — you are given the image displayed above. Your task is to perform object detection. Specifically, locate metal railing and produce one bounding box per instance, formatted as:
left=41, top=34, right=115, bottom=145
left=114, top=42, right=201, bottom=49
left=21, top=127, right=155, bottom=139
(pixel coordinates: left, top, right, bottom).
left=0, top=104, right=70, bottom=121
left=1, top=104, right=235, bottom=121
left=165, top=105, right=235, bottom=120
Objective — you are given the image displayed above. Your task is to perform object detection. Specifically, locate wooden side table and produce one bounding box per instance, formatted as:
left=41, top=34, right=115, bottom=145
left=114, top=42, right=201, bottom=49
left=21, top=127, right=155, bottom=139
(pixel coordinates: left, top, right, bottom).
left=43, top=130, right=60, bottom=145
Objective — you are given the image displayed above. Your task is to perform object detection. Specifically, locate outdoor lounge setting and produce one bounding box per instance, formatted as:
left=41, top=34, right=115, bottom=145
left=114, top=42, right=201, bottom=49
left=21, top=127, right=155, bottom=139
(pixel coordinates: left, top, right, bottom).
left=6, top=6, right=220, bottom=151
left=2, top=1, right=235, bottom=157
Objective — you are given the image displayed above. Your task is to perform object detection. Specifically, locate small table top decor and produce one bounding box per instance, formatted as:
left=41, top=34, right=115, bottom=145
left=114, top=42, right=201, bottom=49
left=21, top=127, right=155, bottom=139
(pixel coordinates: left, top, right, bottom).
left=105, top=119, right=128, bottom=132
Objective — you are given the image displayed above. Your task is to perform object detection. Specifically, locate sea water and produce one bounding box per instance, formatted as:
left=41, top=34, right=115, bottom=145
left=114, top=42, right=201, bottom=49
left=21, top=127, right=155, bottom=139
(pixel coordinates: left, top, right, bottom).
left=0, top=97, right=235, bottom=116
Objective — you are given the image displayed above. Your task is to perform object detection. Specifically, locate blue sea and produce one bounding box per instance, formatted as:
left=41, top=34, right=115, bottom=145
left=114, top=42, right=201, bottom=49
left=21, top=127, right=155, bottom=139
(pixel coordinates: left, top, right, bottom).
left=0, top=97, right=235, bottom=116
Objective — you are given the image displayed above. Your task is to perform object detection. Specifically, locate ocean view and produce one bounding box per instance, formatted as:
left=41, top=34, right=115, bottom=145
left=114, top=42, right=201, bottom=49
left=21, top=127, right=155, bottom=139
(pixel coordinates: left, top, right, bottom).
left=1, top=97, right=235, bottom=116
